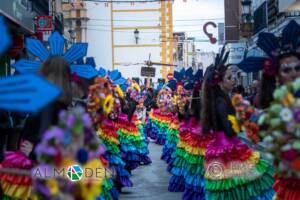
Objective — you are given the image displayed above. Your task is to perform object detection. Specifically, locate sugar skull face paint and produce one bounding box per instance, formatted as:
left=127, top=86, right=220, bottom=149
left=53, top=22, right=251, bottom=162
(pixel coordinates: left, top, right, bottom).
left=279, top=55, right=300, bottom=84
left=157, top=88, right=173, bottom=113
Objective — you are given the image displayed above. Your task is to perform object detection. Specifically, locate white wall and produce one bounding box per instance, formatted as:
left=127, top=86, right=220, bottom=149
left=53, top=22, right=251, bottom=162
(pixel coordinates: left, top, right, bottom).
left=86, top=2, right=112, bottom=69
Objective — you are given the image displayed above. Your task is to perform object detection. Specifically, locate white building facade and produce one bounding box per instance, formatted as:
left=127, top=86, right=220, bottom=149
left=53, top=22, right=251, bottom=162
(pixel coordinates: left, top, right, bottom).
left=86, top=0, right=173, bottom=83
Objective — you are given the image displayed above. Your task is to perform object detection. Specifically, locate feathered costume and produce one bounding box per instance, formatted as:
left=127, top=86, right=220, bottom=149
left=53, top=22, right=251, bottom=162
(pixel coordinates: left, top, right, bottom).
left=162, top=68, right=202, bottom=165
left=258, top=78, right=300, bottom=200
left=238, top=20, right=300, bottom=200
left=0, top=30, right=97, bottom=200
left=146, top=86, right=174, bottom=145
left=203, top=46, right=274, bottom=200
left=114, top=80, right=151, bottom=171
left=88, top=76, right=133, bottom=191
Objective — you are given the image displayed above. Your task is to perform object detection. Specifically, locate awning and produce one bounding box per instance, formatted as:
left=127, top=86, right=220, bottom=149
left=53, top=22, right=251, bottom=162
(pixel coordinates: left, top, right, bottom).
left=279, top=0, right=300, bottom=12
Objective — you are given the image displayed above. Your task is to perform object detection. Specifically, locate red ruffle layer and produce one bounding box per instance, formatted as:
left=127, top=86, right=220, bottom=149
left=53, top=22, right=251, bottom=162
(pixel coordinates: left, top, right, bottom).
left=273, top=177, right=300, bottom=200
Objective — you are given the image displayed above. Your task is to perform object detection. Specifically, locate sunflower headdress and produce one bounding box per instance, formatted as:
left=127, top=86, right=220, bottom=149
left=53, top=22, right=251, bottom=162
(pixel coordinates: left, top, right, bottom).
left=88, top=77, right=114, bottom=122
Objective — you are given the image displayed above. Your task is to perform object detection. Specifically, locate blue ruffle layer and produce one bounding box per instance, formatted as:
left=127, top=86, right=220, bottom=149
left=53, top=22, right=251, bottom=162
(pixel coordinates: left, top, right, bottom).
left=168, top=175, right=185, bottom=192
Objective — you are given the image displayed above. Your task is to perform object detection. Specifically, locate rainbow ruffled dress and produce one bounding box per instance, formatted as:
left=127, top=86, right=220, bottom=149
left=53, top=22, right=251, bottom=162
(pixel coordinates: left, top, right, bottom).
left=0, top=151, right=35, bottom=200
left=168, top=118, right=214, bottom=199
left=204, top=132, right=275, bottom=200
left=97, top=119, right=133, bottom=189
left=115, top=113, right=151, bottom=171
left=161, top=114, right=180, bottom=164
left=146, top=108, right=173, bottom=145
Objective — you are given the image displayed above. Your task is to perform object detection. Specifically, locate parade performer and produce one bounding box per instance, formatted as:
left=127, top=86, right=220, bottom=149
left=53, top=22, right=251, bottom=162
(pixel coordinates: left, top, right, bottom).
left=161, top=68, right=197, bottom=164
left=238, top=20, right=300, bottom=109
left=114, top=80, right=151, bottom=172
left=168, top=73, right=215, bottom=200
left=0, top=56, right=73, bottom=200
left=258, top=78, right=300, bottom=200
left=146, top=85, right=174, bottom=145
left=238, top=20, right=300, bottom=200
left=202, top=46, right=274, bottom=200
left=87, top=77, right=133, bottom=192
left=31, top=106, right=117, bottom=200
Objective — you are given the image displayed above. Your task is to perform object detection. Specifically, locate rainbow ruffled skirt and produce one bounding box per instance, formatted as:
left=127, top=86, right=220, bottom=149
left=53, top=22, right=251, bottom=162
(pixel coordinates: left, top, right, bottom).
left=146, top=109, right=173, bottom=145
left=115, top=114, right=151, bottom=171
left=98, top=119, right=133, bottom=189
left=204, top=131, right=275, bottom=200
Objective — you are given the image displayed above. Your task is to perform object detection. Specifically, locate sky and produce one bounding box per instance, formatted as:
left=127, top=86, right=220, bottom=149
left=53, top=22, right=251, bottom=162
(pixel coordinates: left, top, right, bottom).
left=173, top=0, right=225, bottom=52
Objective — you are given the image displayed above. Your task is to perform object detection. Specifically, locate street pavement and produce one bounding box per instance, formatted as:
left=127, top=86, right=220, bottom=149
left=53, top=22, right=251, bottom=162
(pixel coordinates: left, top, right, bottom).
left=119, top=141, right=182, bottom=200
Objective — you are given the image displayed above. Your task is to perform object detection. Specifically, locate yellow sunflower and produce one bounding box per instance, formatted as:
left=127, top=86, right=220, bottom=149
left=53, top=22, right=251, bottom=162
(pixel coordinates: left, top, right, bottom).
left=115, top=85, right=124, bottom=99
left=132, top=83, right=140, bottom=92
left=46, top=179, right=59, bottom=195
left=103, top=94, right=114, bottom=114
left=227, top=114, right=241, bottom=134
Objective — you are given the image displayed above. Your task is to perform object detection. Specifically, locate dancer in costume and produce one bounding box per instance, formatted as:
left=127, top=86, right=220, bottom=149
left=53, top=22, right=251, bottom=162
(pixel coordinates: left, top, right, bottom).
left=161, top=68, right=197, bottom=164
left=87, top=77, right=133, bottom=193
left=31, top=106, right=118, bottom=200
left=146, top=86, right=174, bottom=145
left=114, top=80, right=151, bottom=172
left=258, top=78, right=300, bottom=200
left=168, top=70, right=215, bottom=200
left=238, top=20, right=300, bottom=200
left=202, top=46, right=274, bottom=200
left=0, top=56, right=73, bottom=200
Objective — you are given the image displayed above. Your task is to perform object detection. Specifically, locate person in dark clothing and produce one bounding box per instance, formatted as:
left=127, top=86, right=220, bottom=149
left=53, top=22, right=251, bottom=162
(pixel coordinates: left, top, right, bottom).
left=20, top=56, right=72, bottom=159
left=0, top=110, right=12, bottom=162
left=201, top=65, right=237, bottom=137
left=201, top=49, right=274, bottom=200
left=144, top=88, right=155, bottom=112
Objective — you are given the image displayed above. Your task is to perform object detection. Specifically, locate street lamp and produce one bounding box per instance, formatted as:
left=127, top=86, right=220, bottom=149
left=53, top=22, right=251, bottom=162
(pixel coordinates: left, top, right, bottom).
left=68, top=29, right=76, bottom=44
left=240, top=0, right=253, bottom=38
left=134, top=29, right=140, bottom=44
left=241, top=0, right=251, bottom=15
left=241, top=0, right=252, bottom=23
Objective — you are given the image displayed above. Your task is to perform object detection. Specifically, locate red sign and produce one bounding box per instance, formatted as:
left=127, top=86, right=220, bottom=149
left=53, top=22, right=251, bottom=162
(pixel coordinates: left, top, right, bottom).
left=36, top=16, right=53, bottom=32
left=203, top=22, right=217, bottom=44
left=167, top=73, right=174, bottom=80
left=7, top=34, right=24, bottom=57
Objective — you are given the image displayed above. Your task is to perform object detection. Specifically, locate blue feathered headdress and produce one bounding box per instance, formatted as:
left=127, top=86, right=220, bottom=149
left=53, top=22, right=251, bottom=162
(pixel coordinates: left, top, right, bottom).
left=238, top=20, right=300, bottom=76
left=13, top=31, right=98, bottom=79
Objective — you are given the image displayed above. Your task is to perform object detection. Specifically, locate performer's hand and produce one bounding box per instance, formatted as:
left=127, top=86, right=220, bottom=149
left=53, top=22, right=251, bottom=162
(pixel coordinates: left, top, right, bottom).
left=20, top=140, right=33, bottom=156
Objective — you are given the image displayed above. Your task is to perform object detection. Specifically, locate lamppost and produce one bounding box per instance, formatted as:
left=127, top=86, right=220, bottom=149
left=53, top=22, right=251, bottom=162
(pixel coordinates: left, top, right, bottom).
left=68, top=29, right=76, bottom=45
left=240, top=0, right=253, bottom=38
left=134, top=29, right=140, bottom=44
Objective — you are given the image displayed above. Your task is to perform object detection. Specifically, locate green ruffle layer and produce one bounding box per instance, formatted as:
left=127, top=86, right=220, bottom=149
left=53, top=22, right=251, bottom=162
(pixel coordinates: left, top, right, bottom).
left=166, top=129, right=179, bottom=142
left=102, top=139, right=120, bottom=154
left=117, top=130, right=144, bottom=144
left=101, top=179, right=115, bottom=200
left=175, top=148, right=205, bottom=164
left=172, top=148, right=205, bottom=175
left=150, top=117, right=170, bottom=130
left=206, top=168, right=274, bottom=200
left=206, top=159, right=275, bottom=192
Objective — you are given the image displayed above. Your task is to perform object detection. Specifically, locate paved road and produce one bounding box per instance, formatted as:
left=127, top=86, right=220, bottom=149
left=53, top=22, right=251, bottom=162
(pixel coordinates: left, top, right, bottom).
left=119, top=141, right=182, bottom=200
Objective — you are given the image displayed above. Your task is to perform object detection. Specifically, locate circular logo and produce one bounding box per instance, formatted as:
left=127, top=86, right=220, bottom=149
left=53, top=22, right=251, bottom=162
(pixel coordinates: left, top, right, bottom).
left=67, top=165, right=83, bottom=182
left=207, top=161, right=224, bottom=179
